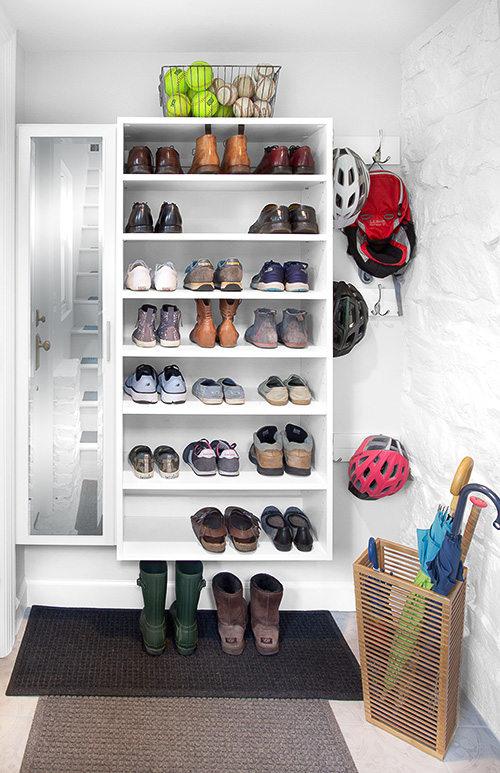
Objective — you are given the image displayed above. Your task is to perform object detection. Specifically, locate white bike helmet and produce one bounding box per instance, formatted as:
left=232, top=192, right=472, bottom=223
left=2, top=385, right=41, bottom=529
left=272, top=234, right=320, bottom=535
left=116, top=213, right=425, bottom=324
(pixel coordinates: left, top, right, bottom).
left=333, top=148, right=370, bottom=229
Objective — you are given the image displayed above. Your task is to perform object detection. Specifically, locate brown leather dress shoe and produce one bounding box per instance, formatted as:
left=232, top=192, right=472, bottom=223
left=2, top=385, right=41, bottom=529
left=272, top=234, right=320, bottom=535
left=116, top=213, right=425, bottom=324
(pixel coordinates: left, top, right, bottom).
left=155, top=146, right=183, bottom=174
left=124, top=202, right=154, bottom=233
left=188, top=133, right=220, bottom=174
left=221, top=135, right=250, bottom=174
left=253, top=146, right=292, bottom=174
left=248, top=204, right=291, bottom=234
left=126, top=146, right=153, bottom=174
left=288, top=203, right=319, bottom=234
left=289, top=145, right=315, bottom=174
left=154, top=202, right=182, bottom=233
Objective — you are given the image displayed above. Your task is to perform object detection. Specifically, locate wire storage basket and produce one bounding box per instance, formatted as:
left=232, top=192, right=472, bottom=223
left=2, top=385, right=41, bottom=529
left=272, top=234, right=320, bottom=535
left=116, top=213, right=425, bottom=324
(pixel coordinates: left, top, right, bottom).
left=353, top=539, right=466, bottom=760
left=159, top=64, right=281, bottom=118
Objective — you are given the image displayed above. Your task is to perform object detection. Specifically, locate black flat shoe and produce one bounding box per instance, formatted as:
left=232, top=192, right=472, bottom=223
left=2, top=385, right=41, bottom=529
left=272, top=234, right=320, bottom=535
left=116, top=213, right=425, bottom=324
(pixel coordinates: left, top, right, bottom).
left=284, top=506, right=313, bottom=551
left=261, top=505, right=292, bottom=551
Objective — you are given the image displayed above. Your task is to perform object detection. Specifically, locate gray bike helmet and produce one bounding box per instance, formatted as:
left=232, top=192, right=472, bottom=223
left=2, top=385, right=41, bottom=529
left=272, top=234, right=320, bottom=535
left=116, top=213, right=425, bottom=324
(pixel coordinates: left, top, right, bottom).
left=333, top=148, right=370, bottom=229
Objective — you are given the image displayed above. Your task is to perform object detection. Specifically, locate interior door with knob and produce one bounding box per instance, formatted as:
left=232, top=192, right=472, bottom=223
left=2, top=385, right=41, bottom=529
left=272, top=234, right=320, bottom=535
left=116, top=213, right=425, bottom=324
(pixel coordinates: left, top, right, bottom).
left=16, top=126, right=115, bottom=543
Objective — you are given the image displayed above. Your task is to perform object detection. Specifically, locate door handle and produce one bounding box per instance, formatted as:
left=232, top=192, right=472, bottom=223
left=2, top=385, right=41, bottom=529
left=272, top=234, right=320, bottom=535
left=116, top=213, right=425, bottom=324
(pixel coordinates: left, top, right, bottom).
left=35, top=333, right=51, bottom=370
left=36, top=309, right=46, bottom=327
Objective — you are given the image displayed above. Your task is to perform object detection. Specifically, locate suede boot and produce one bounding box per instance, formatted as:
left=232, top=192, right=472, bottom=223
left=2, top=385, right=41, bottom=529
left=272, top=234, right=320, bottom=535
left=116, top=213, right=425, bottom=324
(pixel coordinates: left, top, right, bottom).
left=216, top=299, right=240, bottom=347
left=221, top=135, right=250, bottom=174
left=250, top=573, right=283, bottom=655
left=170, top=561, right=206, bottom=656
left=188, top=134, right=220, bottom=174
left=277, top=308, right=308, bottom=348
left=190, top=299, right=216, bottom=348
left=136, top=560, right=167, bottom=655
left=244, top=307, right=278, bottom=348
left=212, top=572, right=248, bottom=655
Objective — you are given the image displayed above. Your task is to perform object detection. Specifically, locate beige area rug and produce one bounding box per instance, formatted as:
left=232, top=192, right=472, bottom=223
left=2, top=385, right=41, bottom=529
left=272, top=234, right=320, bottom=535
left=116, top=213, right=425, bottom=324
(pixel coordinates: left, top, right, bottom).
left=21, top=695, right=358, bottom=773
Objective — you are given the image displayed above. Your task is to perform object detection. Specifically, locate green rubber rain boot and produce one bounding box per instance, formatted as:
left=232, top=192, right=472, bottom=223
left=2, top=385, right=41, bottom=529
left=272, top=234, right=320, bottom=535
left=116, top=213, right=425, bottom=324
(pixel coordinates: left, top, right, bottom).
left=136, top=560, right=167, bottom=656
left=170, top=560, right=206, bottom=655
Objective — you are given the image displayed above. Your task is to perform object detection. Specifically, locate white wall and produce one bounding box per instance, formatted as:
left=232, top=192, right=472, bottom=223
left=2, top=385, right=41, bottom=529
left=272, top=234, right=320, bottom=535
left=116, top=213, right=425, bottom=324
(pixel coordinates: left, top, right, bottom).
left=17, top=47, right=404, bottom=612
left=400, top=0, right=500, bottom=738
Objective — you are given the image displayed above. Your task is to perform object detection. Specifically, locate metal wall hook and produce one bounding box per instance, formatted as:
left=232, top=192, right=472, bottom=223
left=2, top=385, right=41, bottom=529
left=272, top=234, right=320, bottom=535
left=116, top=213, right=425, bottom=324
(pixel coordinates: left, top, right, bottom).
left=369, top=129, right=391, bottom=170
left=371, top=284, right=390, bottom=316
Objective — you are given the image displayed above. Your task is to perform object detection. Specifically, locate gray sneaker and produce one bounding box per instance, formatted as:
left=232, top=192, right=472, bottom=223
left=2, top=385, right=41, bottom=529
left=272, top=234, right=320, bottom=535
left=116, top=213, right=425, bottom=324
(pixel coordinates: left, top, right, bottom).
left=132, top=304, right=157, bottom=347
left=244, top=308, right=278, bottom=348
left=157, top=365, right=187, bottom=403
left=123, top=364, right=159, bottom=403
left=156, top=304, right=181, bottom=347
left=183, top=259, right=214, bottom=291
left=248, top=425, right=283, bottom=476
left=192, top=378, right=223, bottom=404
left=182, top=439, right=217, bottom=476
left=257, top=375, right=288, bottom=406
left=210, top=439, right=240, bottom=476
left=277, top=308, right=308, bottom=348
left=214, top=258, right=243, bottom=291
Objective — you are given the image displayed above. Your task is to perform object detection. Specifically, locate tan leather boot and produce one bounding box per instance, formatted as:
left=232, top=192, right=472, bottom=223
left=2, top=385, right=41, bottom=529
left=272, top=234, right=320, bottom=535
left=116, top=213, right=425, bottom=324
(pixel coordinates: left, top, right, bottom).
left=189, top=299, right=216, bottom=347
left=250, top=573, right=283, bottom=655
left=212, top=572, right=247, bottom=655
left=221, top=135, right=251, bottom=174
left=216, top=299, right=240, bottom=347
left=188, top=134, right=220, bottom=174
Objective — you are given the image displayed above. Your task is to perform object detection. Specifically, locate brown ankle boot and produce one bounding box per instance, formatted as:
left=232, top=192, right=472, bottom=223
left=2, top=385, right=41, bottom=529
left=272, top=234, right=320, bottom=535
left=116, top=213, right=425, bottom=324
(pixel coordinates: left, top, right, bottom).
left=212, top=572, right=247, bottom=655
left=216, top=299, right=240, bottom=347
left=190, top=299, right=216, bottom=347
left=188, top=134, right=220, bottom=174
left=221, top=135, right=250, bottom=174
left=250, top=573, right=283, bottom=655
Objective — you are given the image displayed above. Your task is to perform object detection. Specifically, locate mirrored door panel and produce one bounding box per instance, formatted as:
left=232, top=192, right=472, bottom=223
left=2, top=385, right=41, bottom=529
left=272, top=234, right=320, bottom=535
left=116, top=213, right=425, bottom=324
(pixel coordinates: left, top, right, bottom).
left=28, top=137, right=104, bottom=536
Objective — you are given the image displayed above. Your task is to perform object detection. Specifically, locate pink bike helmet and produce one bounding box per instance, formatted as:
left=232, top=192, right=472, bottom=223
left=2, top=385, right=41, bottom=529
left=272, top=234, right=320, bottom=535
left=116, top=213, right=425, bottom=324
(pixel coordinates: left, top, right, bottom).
left=348, top=435, right=409, bottom=500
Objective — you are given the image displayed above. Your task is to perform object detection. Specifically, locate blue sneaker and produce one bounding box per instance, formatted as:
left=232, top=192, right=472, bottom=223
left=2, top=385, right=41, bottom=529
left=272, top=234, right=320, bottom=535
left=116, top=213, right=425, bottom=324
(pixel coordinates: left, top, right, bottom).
left=250, top=261, right=284, bottom=291
left=157, top=364, right=187, bottom=403
left=284, top=261, right=309, bottom=291
left=124, top=364, right=158, bottom=403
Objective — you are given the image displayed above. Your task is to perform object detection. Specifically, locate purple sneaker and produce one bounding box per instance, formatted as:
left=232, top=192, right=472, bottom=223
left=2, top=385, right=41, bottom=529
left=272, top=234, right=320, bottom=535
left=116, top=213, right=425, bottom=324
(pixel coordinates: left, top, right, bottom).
left=284, top=261, right=309, bottom=292
left=250, top=261, right=284, bottom=291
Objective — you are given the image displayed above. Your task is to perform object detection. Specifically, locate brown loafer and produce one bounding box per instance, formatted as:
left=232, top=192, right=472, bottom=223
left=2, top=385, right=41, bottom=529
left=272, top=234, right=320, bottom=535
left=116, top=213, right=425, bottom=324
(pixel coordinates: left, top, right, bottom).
left=224, top=507, right=260, bottom=552
left=191, top=507, right=226, bottom=552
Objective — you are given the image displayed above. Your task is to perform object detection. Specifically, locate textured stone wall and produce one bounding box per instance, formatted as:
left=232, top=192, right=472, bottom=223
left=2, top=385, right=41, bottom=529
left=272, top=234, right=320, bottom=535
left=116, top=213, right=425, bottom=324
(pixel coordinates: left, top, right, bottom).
left=400, top=0, right=500, bottom=737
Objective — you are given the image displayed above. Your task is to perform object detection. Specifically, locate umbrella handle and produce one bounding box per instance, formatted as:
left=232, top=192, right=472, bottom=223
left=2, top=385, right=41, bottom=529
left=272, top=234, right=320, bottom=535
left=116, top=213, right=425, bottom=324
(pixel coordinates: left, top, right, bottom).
left=368, top=537, right=379, bottom=570
left=452, top=483, right=500, bottom=535
left=450, top=457, right=474, bottom=514
left=461, top=497, right=487, bottom=563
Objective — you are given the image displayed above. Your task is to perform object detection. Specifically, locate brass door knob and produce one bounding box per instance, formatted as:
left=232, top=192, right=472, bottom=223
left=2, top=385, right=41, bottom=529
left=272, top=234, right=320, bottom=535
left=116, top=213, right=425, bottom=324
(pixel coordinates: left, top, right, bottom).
left=35, top=333, right=51, bottom=370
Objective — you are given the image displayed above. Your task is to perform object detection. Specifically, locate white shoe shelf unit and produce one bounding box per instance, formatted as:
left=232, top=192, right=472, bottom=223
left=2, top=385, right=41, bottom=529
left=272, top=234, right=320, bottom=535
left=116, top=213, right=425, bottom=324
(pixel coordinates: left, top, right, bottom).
left=116, top=117, right=333, bottom=562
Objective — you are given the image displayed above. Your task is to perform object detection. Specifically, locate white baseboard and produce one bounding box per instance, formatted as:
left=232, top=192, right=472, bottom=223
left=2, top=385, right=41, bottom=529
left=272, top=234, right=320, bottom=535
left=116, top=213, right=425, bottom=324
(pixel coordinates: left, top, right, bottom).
left=26, top=579, right=356, bottom=611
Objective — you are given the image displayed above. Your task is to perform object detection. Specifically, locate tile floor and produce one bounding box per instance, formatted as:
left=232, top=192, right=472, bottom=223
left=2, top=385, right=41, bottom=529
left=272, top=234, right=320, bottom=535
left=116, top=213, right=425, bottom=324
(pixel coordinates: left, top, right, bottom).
left=1, top=612, right=500, bottom=772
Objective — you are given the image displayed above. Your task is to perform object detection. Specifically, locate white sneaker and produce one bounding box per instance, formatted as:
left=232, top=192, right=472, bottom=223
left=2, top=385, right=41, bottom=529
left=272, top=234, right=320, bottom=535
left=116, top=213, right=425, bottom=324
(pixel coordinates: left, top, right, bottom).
left=125, top=260, right=151, bottom=291
left=153, top=262, right=177, bottom=291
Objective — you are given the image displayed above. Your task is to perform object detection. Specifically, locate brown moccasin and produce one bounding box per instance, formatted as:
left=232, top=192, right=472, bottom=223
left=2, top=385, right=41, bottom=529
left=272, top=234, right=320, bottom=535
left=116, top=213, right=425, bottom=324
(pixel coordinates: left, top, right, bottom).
left=191, top=507, right=226, bottom=552
left=224, top=507, right=260, bottom=552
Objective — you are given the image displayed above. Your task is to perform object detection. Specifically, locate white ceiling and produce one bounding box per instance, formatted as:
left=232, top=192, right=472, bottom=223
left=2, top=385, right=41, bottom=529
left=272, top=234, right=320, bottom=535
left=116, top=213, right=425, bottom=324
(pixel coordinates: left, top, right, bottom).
left=2, top=0, right=462, bottom=54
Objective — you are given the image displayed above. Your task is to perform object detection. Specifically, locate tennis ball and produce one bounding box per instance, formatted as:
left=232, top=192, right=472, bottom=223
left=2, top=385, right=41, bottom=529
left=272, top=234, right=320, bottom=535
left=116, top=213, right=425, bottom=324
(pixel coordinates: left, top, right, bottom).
left=164, top=67, right=187, bottom=96
left=253, top=63, right=274, bottom=81
left=166, top=93, right=191, bottom=117
left=216, top=83, right=238, bottom=106
left=216, top=103, right=233, bottom=117
left=185, top=61, right=213, bottom=92
left=233, top=74, right=255, bottom=98
left=191, top=90, right=219, bottom=117
left=233, top=97, right=254, bottom=117
left=254, top=76, right=276, bottom=102
left=253, top=99, right=272, bottom=118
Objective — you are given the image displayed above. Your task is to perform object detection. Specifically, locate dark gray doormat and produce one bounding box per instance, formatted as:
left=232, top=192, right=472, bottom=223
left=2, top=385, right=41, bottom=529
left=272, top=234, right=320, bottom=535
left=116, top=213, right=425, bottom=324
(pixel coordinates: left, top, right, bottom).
left=21, top=696, right=358, bottom=773
left=7, top=605, right=362, bottom=700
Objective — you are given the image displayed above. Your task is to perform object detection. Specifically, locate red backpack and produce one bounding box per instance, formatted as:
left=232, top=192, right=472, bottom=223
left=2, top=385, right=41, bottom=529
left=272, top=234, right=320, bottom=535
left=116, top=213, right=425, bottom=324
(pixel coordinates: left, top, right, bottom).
left=344, top=170, right=416, bottom=278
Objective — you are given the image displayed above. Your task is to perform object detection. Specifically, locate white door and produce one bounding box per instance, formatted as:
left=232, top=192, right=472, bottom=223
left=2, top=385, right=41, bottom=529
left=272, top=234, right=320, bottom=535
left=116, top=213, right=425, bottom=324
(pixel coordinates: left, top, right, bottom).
left=17, top=126, right=116, bottom=543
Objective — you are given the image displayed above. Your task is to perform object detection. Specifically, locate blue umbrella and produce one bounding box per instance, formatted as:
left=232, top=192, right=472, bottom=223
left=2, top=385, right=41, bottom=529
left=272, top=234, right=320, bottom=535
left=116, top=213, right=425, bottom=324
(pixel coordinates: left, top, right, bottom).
left=417, top=504, right=452, bottom=569
left=427, top=483, right=500, bottom=597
